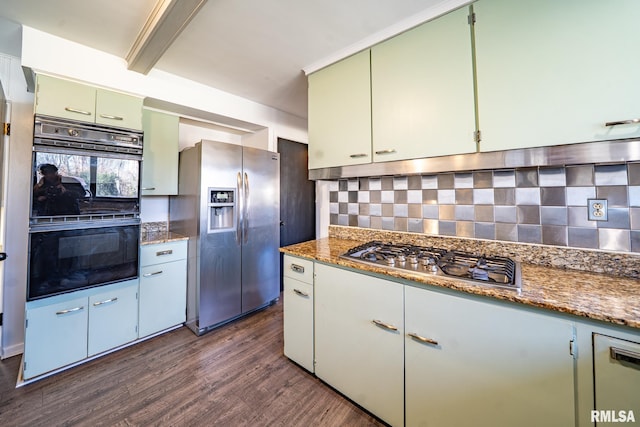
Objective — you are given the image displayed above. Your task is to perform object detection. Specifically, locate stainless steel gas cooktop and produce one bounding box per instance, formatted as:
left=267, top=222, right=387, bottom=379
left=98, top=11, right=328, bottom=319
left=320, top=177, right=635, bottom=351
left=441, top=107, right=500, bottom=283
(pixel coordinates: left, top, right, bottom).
left=340, top=241, right=521, bottom=291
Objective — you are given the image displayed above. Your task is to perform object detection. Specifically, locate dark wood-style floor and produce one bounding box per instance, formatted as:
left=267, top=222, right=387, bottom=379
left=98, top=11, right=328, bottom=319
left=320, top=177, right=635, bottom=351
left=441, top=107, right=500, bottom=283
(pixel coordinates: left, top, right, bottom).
left=0, top=297, right=384, bottom=426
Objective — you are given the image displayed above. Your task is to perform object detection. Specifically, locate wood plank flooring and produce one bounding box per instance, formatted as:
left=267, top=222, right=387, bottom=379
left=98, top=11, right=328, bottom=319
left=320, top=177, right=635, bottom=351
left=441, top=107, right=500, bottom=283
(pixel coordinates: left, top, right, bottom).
left=0, top=297, right=385, bottom=426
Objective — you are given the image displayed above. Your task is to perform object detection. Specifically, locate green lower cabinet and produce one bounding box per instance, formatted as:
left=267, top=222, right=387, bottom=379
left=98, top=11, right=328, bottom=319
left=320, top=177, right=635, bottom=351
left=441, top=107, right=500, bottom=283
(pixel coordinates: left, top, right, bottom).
left=405, top=285, right=576, bottom=427
left=24, top=295, right=89, bottom=380
left=138, top=258, right=187, bottom=338
left=314, top=263, right=404, bottom=427
left=87, top=283, right=139, bottom=356
left=23, top=279, right=140, bottom=380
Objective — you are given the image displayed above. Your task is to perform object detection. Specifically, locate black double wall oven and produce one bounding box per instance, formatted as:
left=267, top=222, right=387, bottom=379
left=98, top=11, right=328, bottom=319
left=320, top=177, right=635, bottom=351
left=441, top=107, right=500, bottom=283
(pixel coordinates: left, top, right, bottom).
left=28, top=115, right=143, bottom=301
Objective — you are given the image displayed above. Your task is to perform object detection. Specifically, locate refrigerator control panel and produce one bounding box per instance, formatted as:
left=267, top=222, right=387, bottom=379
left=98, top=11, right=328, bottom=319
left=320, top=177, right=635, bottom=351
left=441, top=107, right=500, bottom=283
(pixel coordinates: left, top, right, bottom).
left=210, top=189, right=234, bottom=204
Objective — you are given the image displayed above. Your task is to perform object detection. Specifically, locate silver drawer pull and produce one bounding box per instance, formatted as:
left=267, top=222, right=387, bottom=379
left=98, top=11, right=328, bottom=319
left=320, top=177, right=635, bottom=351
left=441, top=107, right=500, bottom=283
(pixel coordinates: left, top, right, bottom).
left=290, top=264, right=305, bottom=274
left=156, top=249, right=173, bottom=256
left=143, top=270, right=163, bottom=277
left=142, top=187, right=156, bottom=191
left=93, top=297, right=118, bottom=307
left=64, top=107, right=92, bottom=116
left=349, top=153, right=368, bottom=158
left=99, top=114, right=124, bottom=120
left=56, top=306, right=84, bottom=315
left=408, top=332, right=439, bottom=346
left=375, top=149, right=397, bottom=155
left=610, top=347, right=640, bottom=366
left=293, top=288, right=309, bottom=297
left=605, top=118, right=640, bottom=126
left=372, top=319, right=398, bottom=331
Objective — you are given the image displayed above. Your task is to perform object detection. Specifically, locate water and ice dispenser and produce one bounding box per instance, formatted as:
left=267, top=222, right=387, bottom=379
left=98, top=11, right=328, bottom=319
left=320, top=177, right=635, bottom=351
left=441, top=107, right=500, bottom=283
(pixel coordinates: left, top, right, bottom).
left=207, top=188, right=235, bottom=233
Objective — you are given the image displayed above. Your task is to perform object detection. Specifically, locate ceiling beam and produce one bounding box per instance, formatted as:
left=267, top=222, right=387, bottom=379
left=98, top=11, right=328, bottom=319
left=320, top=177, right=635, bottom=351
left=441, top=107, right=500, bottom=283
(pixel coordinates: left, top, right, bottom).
left=126, top=0, right=208, bottom=74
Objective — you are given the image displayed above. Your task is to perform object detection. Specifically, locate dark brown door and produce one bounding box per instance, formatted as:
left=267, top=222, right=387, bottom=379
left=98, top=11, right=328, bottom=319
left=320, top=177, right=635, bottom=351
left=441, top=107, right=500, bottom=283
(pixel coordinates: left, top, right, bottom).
left=278, top=138, right=315, bottom=289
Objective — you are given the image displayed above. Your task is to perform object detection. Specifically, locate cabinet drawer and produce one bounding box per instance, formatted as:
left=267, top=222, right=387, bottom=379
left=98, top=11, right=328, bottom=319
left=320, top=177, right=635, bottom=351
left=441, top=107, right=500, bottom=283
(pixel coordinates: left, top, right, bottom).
left=140, top=240, right=187, bottom=266
left=283, top=278, right=314, bottom=372
left=283, top=255, right=314, bottom=283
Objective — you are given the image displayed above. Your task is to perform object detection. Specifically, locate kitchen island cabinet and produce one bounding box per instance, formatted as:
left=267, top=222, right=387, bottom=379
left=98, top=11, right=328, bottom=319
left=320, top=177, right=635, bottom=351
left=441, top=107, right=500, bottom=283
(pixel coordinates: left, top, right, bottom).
left=371, top=6, right=476, bottom=161
left=282, top=255, right=314, bottom=372
left=474, top=0, right=640, bottom=152
left=314, top=262, right=404, bottom=427
left=35, top=74, right=143, bottom=130
left=141, top=109, right=179, bottom=195
left=405, top=284, right=575, bottom=427
left=308, top=50, right=372, bottom=169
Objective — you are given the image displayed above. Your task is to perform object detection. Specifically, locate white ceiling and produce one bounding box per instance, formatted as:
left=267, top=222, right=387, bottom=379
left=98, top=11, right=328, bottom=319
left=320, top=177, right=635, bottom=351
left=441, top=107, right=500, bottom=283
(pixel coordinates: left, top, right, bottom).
left=0, top=0, right=461, bottom=119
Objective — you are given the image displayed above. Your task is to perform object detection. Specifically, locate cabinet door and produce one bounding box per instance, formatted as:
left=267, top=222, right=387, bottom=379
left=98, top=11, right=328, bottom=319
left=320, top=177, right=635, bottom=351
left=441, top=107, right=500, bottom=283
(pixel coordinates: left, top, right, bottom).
left=96, top=89, right=143, bottom=130
left=594, top=334, right=640, bottom=417
left=475, top=0, right=640, bottom=152
left=405, top=286, right=575, bottom=427
left=88, top=283, right=138, bottom=356
left=283, top=277, right=314, bottom=372
left=315, top=264, right=404, bottom=427
left=24, top=296, right=88, bottom=379
left=371, top=6, right=476, bottom=161
left=35, top=74, right=95, bottom=123
left=139, top=259, right=187, bottom=337
left=141, top=109, right=179, bottom=195
left=308, top=50, right=372, bottom=169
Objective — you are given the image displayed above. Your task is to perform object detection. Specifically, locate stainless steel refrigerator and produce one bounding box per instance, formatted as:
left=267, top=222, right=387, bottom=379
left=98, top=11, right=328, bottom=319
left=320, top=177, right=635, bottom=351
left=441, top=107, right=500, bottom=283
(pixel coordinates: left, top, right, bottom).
left=169, top=140, right=280, bottom=335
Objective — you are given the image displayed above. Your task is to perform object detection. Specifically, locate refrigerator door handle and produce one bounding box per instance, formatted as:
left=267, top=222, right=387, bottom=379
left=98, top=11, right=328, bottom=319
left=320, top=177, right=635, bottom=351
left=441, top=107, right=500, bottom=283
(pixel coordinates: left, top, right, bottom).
left=243, top=172, right=250, bottom=243
left=237, top=172, right=243, bottom=244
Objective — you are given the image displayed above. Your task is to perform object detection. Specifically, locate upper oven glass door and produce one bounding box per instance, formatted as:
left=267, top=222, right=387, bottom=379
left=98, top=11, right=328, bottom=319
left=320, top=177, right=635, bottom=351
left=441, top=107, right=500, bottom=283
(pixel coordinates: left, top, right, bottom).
left=31, top=148, right=140, bottom=222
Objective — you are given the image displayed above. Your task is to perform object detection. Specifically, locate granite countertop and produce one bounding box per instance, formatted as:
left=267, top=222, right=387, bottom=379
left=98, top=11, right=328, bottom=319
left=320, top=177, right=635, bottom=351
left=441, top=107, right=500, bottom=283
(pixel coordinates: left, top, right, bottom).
left=140, top=231, right=189, bottom=245
left=281, top=237, right=640, bottom=330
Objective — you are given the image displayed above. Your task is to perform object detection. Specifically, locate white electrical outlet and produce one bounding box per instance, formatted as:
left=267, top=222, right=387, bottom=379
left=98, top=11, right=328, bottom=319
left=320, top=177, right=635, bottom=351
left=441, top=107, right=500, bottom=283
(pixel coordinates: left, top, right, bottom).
left=588, top=199, right=608, bottom=221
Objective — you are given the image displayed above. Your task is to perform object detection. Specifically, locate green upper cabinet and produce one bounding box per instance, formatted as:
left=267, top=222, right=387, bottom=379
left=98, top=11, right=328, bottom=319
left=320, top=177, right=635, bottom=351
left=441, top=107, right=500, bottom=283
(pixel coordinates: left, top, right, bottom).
left=141, top=109, right=179, bottom=195
left=474, top=0, right=640, bottom=152
left=308, top=50, right=372, bottom=169
left=35, top=74, right=96, bottom=123
left=35, top=74, right=143, bottom=130
left=95, top=89, right=143, bottom=131
left=371, top=6, right=476, bottom=161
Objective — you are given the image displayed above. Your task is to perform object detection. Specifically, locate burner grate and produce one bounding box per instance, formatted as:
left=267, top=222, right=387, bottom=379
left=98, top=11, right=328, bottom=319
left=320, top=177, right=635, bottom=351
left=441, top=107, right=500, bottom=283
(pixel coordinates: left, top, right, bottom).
left=340, top=241, right=521, bottom=291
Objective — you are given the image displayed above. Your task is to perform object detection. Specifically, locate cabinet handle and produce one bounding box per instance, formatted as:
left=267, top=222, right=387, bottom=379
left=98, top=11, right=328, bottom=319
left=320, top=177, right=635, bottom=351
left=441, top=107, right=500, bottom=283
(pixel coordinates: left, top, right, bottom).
left=290, top=264, right=305, bottom=274
left=143, top=270, right=163, bottom=277
left=349, top=153, right=368, bottom=158
left=610, top=346, right=640, bottom=366
left=93, top=297, right=118, bottom=307
left=156, top=250, right=173, bottom=256
left=142, top=187, right=156, bottom=191
left=64, top=107, right=92, bottom=116
left=375, top=149, right=397, bottom=155
left=605, top=118, right=640, bottom=127
left=293, top=288, right=309, bottom=297
left=372, top=319, right=398, bottom=331
left=56, top=306, right=84, bottom=315
left=99, top=114, right=124, bottom=121
left=408, top=332, right=439, bottom=346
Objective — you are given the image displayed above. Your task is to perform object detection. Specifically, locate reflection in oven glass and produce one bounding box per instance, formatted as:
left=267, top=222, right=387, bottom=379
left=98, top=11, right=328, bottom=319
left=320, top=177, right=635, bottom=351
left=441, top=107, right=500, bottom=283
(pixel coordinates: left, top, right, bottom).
left=32, top=152, right=140, bottom=218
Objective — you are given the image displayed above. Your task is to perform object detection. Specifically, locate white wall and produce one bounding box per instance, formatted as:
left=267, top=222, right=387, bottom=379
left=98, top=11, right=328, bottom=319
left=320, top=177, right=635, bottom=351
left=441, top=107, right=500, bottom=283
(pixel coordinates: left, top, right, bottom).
left=0, top=53, right=34, bottom=358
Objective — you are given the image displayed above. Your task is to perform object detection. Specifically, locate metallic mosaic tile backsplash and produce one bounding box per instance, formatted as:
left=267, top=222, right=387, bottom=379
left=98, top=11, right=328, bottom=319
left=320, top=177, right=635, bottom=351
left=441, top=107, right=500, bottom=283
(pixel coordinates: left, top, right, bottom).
left=329, top=162, right=640, bottom=253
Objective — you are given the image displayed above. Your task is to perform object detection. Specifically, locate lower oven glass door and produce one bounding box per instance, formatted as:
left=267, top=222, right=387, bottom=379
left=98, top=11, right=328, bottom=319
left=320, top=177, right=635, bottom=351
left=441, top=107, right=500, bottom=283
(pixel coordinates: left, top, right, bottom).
left=28, top=222, right=140, bottom=301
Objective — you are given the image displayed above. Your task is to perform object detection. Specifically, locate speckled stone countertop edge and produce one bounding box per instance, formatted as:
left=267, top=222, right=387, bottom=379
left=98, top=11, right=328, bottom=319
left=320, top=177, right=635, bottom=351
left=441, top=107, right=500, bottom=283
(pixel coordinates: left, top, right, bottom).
left=280, top=238, right=640, bottom=330
left=140, top=231, right=189, bottom=246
